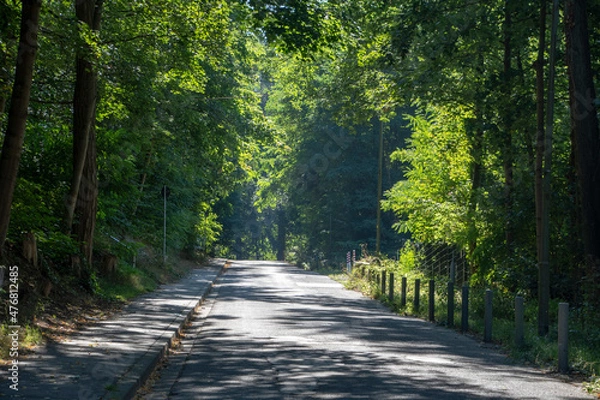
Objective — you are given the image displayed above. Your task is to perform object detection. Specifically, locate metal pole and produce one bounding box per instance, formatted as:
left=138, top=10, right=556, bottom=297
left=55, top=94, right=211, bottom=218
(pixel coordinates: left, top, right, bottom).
left=428, top=280, right=435, bottom=322
left=515, top=296, right=525, bottom=347
left=484, top=289, right=493, bottom=343
left=461, top=284, right=469, bottom=333
left=401, top=276, right=407, bottom=307
left=163, top=185, right=167, bottom=264
left=447, top=281, right=455, bottom=328
left=558, top=303, right=569, bottom=373
left=376, top=118, right=384, bottom=254
left=414, top=279, right=421, bottom=312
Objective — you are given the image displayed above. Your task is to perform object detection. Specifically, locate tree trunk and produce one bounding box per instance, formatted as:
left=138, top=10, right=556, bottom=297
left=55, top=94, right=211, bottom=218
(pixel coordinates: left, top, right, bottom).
left=502, top=0, right=515, bottom=251
left=537, top=0, right=559, bottom=336
left=0, top=0, right=42, bottom=254
left=535, top=0, right=547, bottom=266
left=75, top=112, right=98, bottom=265
left=63, top=0, right=103, bottom=235
left=466, top=113, right=483, bottom=276
left=565, top=0, right=600, bottom=299
left=535, top=0, right=550, bottom=337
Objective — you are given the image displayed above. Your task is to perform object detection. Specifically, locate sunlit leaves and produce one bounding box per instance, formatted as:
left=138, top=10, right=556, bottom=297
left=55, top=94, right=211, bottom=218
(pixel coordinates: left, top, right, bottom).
left=382, top=107, right=472, bottom=245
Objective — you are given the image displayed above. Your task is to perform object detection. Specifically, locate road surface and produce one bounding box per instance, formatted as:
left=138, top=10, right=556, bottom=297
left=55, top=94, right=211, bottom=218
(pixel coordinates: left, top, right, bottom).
left=141, top=260, right=590, bottom=399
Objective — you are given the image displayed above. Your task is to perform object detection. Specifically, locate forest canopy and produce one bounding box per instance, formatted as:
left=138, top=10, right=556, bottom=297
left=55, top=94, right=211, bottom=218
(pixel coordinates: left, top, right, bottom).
left=1, top=0, right=599, bottom=320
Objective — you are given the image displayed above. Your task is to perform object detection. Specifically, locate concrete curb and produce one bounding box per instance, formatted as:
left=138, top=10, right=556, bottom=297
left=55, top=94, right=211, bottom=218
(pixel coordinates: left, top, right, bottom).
left=102, top=259, right=228, bottom=400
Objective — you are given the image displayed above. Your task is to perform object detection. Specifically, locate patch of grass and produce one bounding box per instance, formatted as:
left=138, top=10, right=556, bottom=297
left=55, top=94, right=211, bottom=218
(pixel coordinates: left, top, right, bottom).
left=0, top=324, right=43, bottom=362
left=584, top=376, right=600, bottom=395
left=97, top=263, right=158, bottom=302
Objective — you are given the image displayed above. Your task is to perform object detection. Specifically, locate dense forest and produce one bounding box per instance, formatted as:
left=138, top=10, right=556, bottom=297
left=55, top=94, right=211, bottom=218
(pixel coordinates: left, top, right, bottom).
left=1, top=0, right=599, bottom=343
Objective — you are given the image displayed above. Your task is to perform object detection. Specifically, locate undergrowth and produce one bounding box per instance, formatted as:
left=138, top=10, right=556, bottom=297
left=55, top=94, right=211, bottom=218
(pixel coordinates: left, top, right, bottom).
left=0, top=240, right=206, bottom=362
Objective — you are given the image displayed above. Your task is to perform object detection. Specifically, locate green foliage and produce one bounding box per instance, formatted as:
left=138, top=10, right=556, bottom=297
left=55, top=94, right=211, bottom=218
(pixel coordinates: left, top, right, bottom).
left=8, top=179, right=60, bottom=236
left=37, top=231, right=80, bottom=264
left=97, top=263, right=157, bottom=302
left=382, top=108, right=472, bottom=245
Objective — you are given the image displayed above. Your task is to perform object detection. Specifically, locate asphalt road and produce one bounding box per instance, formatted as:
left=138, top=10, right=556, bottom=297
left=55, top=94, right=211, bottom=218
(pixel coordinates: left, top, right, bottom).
left=141, top=260, right=591, bottom=399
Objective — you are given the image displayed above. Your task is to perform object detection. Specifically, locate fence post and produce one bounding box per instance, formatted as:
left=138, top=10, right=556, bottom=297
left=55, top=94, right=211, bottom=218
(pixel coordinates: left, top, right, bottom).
left=484, top=289, right=493, bottom=343
left=428, top=280, right=435, bottom=322
left=414, top=279, right=421, bottom=312
left=389, top=273, right=395, bottom=303
left=401, top=276, right=407, bottom=307
left=347, top=252, right=352, bottom=273
left=461, top=284, right=469, bottom=333
left=381, top=271, right=386, bottom=294
left=558, top=303, right=569, bottom=373
left=447, top=281, right=455, bottom=328
left=515, top=296, right=524, bottom=348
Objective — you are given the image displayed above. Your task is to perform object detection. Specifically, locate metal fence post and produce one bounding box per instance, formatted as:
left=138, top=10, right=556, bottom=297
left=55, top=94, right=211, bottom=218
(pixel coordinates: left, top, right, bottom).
left=484, top=289, right=493, bottom=343
left=447, top=281, right=454, bottom=328
left=428, top=280, right=435, bottom=322
left=515, top=296, right=524, bottom=348
left=558, top=303, right=569, bottom=373
left=414, top=279, right=421, bottom=312
left=401, top=277, right=407, bottom=307
left=461, top=284, right=469, bottom=333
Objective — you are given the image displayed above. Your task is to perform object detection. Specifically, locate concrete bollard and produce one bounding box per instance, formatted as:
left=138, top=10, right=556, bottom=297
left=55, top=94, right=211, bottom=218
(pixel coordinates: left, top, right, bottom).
left=389, top=273, right=395, bottom=303
left=414, top=279, right=421, bottom=311
left=447, top=281, right=455, bottom=328
left=401, top=277, right=407, bottom=307
left=484, top=289, right=493, bottom=343
left=515, top=296, right=524, bottom=348
left=558, top=302, right=569, bottom=373
left=461, top=284, right=469, bottom=333
left=428, top=280, right=435, bottom=322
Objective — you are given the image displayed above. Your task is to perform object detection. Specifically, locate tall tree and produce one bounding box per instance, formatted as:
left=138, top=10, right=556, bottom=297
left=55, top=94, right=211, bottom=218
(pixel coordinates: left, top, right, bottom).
left=64, top=0, right=103, bottom=264
left=0, top=0, right=42, bottom=254
left=63, top=0, right=102, bottom=232
left=0, top=1, right=21, bottom=117
left=565, top=0, right=600, bottom=297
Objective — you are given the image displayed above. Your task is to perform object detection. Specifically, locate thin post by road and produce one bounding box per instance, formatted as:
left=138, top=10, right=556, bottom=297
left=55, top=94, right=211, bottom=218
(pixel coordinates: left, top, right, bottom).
left=414, top=279, right=421, bottom=312
left=515, top=296, right=525, bottom=347
left=401, top=276, right=407, bottom=307
left=447, top=281, right=455, bottom=328
left=484, top=289, right=493, bottom=343
left=558, top=302, right=569, bottom=373
left=461, top=284, right=469, bottom=333
left=428, top=280, right=435, bottom=322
